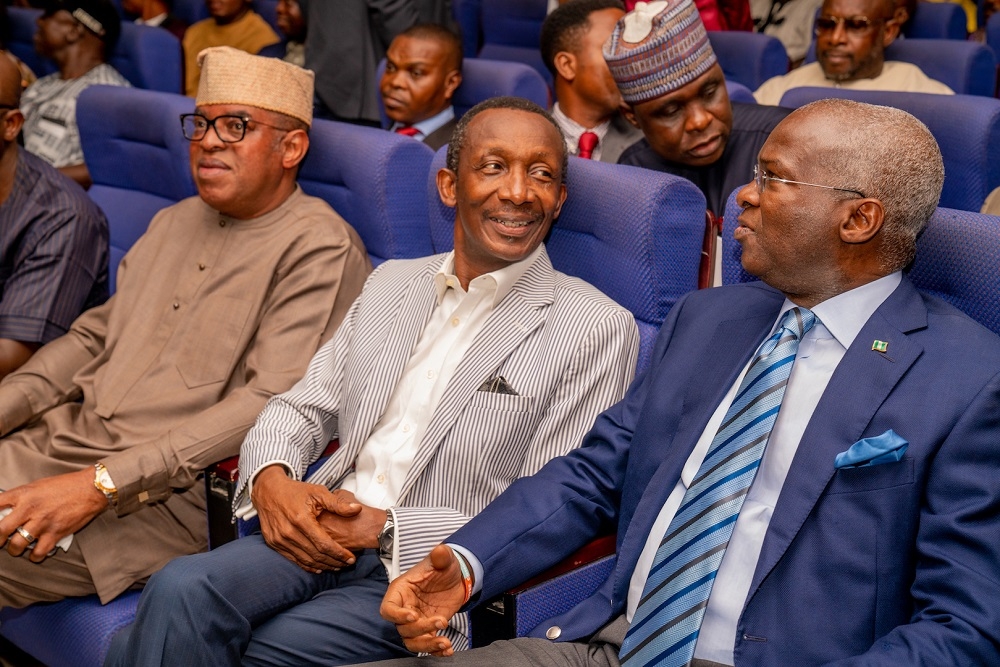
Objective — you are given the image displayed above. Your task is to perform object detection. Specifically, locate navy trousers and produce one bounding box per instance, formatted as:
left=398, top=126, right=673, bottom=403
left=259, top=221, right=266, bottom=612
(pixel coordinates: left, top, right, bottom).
left=104, top=534, right=414, bottom=666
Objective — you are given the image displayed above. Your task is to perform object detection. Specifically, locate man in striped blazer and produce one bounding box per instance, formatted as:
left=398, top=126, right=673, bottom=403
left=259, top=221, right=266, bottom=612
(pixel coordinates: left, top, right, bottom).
left=106, top=96, right=640, bottom=667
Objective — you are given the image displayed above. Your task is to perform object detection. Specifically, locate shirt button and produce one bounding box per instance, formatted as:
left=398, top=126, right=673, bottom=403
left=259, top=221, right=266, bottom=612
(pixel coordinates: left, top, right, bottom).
left=198, top=263, right=206, bottom=270
left=402, top=423, right=411, bottom=433
left=451, top=317, right=460, bottom=327
left=219, top=220, right=226, bottom=227
left=377, top=474, right=385, bottom=484
left=172, top=302, right=180, bottom=310
left=426, top=370, right=435, bottom=379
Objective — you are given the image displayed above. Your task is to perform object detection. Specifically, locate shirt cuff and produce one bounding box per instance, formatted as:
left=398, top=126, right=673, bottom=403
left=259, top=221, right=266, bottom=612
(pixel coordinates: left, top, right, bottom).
left=447, top=543, right=484, bottom=597
left=234, top=459, right=295, bottom=519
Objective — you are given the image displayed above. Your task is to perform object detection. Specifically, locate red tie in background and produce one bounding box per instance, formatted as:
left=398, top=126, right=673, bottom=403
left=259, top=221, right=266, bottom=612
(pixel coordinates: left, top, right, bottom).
left=395, top=126, right=420, bottom=137
left=577, top=131, right=599, bottom=159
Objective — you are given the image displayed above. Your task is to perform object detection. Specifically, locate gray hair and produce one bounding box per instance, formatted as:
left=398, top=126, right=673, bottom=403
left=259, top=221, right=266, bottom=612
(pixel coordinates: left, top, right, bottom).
left=797, top=98, right=944, bottom=272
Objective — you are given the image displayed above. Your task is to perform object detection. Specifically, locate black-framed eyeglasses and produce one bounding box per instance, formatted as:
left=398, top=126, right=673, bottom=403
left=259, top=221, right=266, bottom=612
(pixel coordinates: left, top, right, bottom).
left=179, top=113, right=289, bottom=143
left=814, top=15, right=892, bottom=34
left=754, top=164, right=864, bottom=197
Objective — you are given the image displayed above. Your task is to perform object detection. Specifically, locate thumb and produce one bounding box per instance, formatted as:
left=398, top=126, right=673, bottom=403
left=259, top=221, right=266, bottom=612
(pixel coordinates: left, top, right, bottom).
left=317, top=489, right=362, bottom=517
left=428, top=543, right=457, bottom=572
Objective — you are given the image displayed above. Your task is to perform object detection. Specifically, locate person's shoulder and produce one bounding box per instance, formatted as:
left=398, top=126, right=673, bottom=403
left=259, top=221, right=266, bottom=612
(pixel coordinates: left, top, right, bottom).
left=618, top=138, right=660, bottom=168
left=16, top=149, right=102, bottom=218
left=752, top=62, right=822, bottom=105
left=86, top=63, right=131, bottom=87
left=880, top=61, right=955, bottom=95
left=731, top=101, right=792, bottom=132
left=279, top=190, right=366, bottom=248
left=919, top=291, right=1000, bottom=357
left=549, top=270, right=633, bottom=318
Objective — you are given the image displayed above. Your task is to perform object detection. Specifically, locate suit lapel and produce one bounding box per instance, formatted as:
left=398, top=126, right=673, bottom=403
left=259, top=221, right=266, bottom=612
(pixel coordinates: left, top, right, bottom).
left=745, top=279, right=928, bottom=603
left=397, top=252, right=555, bottom=500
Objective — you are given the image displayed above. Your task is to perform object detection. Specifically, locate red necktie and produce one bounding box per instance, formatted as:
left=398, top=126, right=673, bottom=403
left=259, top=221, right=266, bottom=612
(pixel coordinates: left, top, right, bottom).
left=577, top=131, right=599, bottom=159
left=395, top=125, right=420, bottom=137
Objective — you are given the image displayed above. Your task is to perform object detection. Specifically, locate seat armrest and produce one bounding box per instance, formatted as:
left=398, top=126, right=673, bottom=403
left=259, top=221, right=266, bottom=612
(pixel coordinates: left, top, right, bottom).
left=470, top=534, right=616, bottom=647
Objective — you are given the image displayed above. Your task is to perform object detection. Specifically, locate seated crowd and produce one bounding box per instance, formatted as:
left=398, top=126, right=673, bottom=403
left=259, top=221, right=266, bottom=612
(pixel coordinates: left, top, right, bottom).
left=0, top=0, right=998, bottom=665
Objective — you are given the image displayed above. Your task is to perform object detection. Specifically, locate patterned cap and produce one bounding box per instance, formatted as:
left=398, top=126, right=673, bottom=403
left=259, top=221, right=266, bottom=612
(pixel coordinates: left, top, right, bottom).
left=604, top=0, right=718, bottom=104
left=44, top=0, right=121, bottom=47
left=196, top=47, right=314, bottom=127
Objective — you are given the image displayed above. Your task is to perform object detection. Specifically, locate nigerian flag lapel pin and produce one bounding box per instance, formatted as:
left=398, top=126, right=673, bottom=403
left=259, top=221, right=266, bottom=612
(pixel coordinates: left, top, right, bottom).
left=872, top=340, right=888, bottom=353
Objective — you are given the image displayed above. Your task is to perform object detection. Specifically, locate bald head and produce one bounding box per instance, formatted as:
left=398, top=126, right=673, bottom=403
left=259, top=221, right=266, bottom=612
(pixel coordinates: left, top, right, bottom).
left=790, top=98, right=943, bottom=270
left=0, top=55, right=22, bottom=109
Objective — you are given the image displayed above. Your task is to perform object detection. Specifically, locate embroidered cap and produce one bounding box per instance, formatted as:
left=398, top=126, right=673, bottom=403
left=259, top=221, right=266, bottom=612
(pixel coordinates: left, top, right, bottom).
left=196, top=46, right=315, bottom=127
left=604, top=0, right=718, bottom=104
left=42, top=0, right=121, bottom=47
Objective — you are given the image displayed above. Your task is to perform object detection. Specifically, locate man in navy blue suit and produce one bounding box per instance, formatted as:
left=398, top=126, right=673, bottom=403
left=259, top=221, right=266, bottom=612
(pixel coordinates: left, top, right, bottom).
left=366, top=98, right=1000, bottom=666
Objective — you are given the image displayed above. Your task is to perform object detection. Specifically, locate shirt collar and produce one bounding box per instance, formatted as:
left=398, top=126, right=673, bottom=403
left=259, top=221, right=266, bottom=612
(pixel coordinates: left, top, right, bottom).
left=774, top=272, right=902, bottom=349
left=551, top=102, right=612, bottom=154
left=390, top=106, right=455, bottom=138
left=433, top=244, right=544, bottom=308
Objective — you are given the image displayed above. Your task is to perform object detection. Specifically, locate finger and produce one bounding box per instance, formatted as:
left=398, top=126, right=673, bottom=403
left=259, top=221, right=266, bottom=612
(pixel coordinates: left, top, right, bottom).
left=318, top=490, right=362, bottom=517
left=403, top=634, right=454, bottom=656
left=428, top=543, right=457, bottom=572
left=263, top=520, right=356, bottom=571
left=393, top=616, right=449, bottom=639
left=28, top=535, right=56, bottom=563
left=5, top=527, right=33, bottom=558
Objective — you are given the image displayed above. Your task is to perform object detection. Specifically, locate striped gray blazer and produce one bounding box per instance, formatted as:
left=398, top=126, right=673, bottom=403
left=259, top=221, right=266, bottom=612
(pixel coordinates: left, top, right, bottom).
left=236, top=248, right=638, bottom=643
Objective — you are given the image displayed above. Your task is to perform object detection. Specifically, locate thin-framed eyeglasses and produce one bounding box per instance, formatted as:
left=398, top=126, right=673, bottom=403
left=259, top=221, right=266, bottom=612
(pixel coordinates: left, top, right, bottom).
left=814, top=14, right=892, bottom=35
left=180, top=113, right=290, bottom=143
left=754, top=164, right=865, bottom=197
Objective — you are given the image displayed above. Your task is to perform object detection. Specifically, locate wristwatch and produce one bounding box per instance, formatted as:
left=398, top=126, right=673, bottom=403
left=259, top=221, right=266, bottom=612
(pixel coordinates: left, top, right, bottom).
left=93, top=463, right=118, bottom=508
left=377, top=513, right=395, bottom=558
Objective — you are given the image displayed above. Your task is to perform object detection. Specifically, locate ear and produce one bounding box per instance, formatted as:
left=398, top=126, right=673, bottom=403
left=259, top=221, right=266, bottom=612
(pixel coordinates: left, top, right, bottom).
left=280, top=129, right=310, bottom=169
left=2, top=110, right=24, bottom=142
left=553, top=51, right=577, bottom=83
left=436, top=167, right=458, bottom=208
left=551, top=181, right=568, bottom=220
left=882, top=17, right=901, bottom=46
left=841, top=198, right=885, bottom=245
left=620, top=102, right=640, bottom=129
left=443, top=69, right=462, bottom=102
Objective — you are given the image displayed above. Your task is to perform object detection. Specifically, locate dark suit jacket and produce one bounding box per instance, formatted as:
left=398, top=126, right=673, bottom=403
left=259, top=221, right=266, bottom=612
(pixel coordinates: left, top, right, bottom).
left=422, top=117, right=457, bottom=152
left=452, top=279, right=1000, bottom=665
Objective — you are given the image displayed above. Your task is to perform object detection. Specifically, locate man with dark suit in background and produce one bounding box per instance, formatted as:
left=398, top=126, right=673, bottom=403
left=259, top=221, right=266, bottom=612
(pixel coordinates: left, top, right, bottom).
left=106, top=96, right=639, bottom=667
left=380, top=24, right=462, bottom=151
left=372, top=98, right=1000, bottom=666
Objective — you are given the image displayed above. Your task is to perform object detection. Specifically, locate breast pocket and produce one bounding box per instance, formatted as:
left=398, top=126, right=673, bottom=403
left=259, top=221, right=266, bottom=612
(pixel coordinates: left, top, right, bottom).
left=825, top=458, right=915, bottom=495
left=174, top=296, right=254, bottom=389
left=462, top=391, right=538, bottom=477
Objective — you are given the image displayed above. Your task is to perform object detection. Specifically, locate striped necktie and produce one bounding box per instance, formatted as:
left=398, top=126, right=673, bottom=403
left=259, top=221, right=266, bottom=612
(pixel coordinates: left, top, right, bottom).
left=620, top=307, right=816, bottom=667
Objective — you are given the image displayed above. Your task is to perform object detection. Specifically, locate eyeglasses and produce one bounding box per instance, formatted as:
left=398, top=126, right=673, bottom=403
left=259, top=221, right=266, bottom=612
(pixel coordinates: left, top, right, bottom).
left=814, top=15, right=890, bottom=34
left=754, top=164, right=864, bottom=197
left=179, top=113, right=289, bottom=143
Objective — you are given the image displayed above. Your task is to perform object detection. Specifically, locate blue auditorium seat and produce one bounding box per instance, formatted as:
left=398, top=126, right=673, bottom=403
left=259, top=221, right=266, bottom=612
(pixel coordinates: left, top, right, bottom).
left=904, top=0, right=968, bottom=39
left=426, top=146, right=706, bottom=373
left=708, top=30, right=789, bottom=91
left=78, top=85, right=197, bottom=293
left=777, top=88, right=1000, bottom=212
left=721, top=189, right=1000, bottom=336
left=726, top=79, right=756, bottom=104
left=456, top=0, right=551, bottom=86
left=6, top=7, right=56, bottom=77
left=376, top=56, right=550, bottom=128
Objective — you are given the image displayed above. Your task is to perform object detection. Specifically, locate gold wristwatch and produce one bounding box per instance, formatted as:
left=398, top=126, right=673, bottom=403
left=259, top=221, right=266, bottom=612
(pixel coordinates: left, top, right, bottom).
left=94, top=463, right=118, bottom=508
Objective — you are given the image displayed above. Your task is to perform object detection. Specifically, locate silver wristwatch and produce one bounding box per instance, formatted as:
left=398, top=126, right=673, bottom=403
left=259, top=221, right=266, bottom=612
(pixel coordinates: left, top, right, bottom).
left=377, top=513, right=395, bottom=558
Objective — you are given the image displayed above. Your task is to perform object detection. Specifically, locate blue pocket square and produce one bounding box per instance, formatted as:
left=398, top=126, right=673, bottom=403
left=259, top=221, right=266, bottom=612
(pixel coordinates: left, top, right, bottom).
left=834, top=429, right=908, bottom=469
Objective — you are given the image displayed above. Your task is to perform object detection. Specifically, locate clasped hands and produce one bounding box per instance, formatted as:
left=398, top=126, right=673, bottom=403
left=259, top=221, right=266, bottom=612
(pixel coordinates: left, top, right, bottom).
left=0, top=468, right=109, bottom=562
left=250, top=465, right=387, bottom=574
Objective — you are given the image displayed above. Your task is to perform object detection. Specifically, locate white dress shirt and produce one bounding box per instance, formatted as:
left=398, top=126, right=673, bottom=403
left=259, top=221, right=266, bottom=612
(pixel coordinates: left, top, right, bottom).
left=389, top=106, right=455, bottom=141
left=551, top=103, right=612, bottom=162
left=627, top=272, right=902, bottom=664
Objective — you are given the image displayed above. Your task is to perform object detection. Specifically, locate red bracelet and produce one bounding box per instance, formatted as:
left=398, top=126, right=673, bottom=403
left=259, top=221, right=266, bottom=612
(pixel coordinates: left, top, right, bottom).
left=453, top=549, right=473, bottom=603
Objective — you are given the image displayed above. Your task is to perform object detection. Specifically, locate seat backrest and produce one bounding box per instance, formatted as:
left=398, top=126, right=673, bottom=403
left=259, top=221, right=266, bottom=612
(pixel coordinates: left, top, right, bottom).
left=6, top=7, right=56, bottom=78
left=903, top=1, right=967, bottom=39
left=708, top=30, right=789, bottom=90
left=721, top=189, right=1000, bottom=336
left=298, top=119, right=435, bottom=266
left=477, top=0, right=550, bottom=86
left=776, top=88, right=1000, bottom=212
left=988, top=12, right=1000, bottom=61
left=109, top=21, right=183, bottom=92
left=726, top=79, right=756, bottom=104
left=427, top=146, right=707, bottom=372
left=78, top=85, right=197, bottom=293
left=455, top=0, right=484, bottom=56
left=375, top=57, right=550, bottom=127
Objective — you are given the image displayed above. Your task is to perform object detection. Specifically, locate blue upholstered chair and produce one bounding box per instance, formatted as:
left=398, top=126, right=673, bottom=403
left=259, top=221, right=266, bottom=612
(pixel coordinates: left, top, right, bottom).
left=721, top=189, right=1000, bottom=336
left=456, top=0, right=551, bottom=86
left=988, top=12, right=1000, bottom=58
left=375, top=56, right=550, bottom=129
left=708, top=30, right=789, bottom=91
left=726, top=79, right=756, bottom=104
left=5, top=7, right=54, bottom=77
left=776, top=88, right=1000, bottom=212
left=79, top=85, right=197, bottom=293
left=109, top=21, right=183, bottom=93
left=426, top=145, right=706, bottom=374
left=297, top=118, right=436, bottom=265
left=904, top=1, right=968, bottom=39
